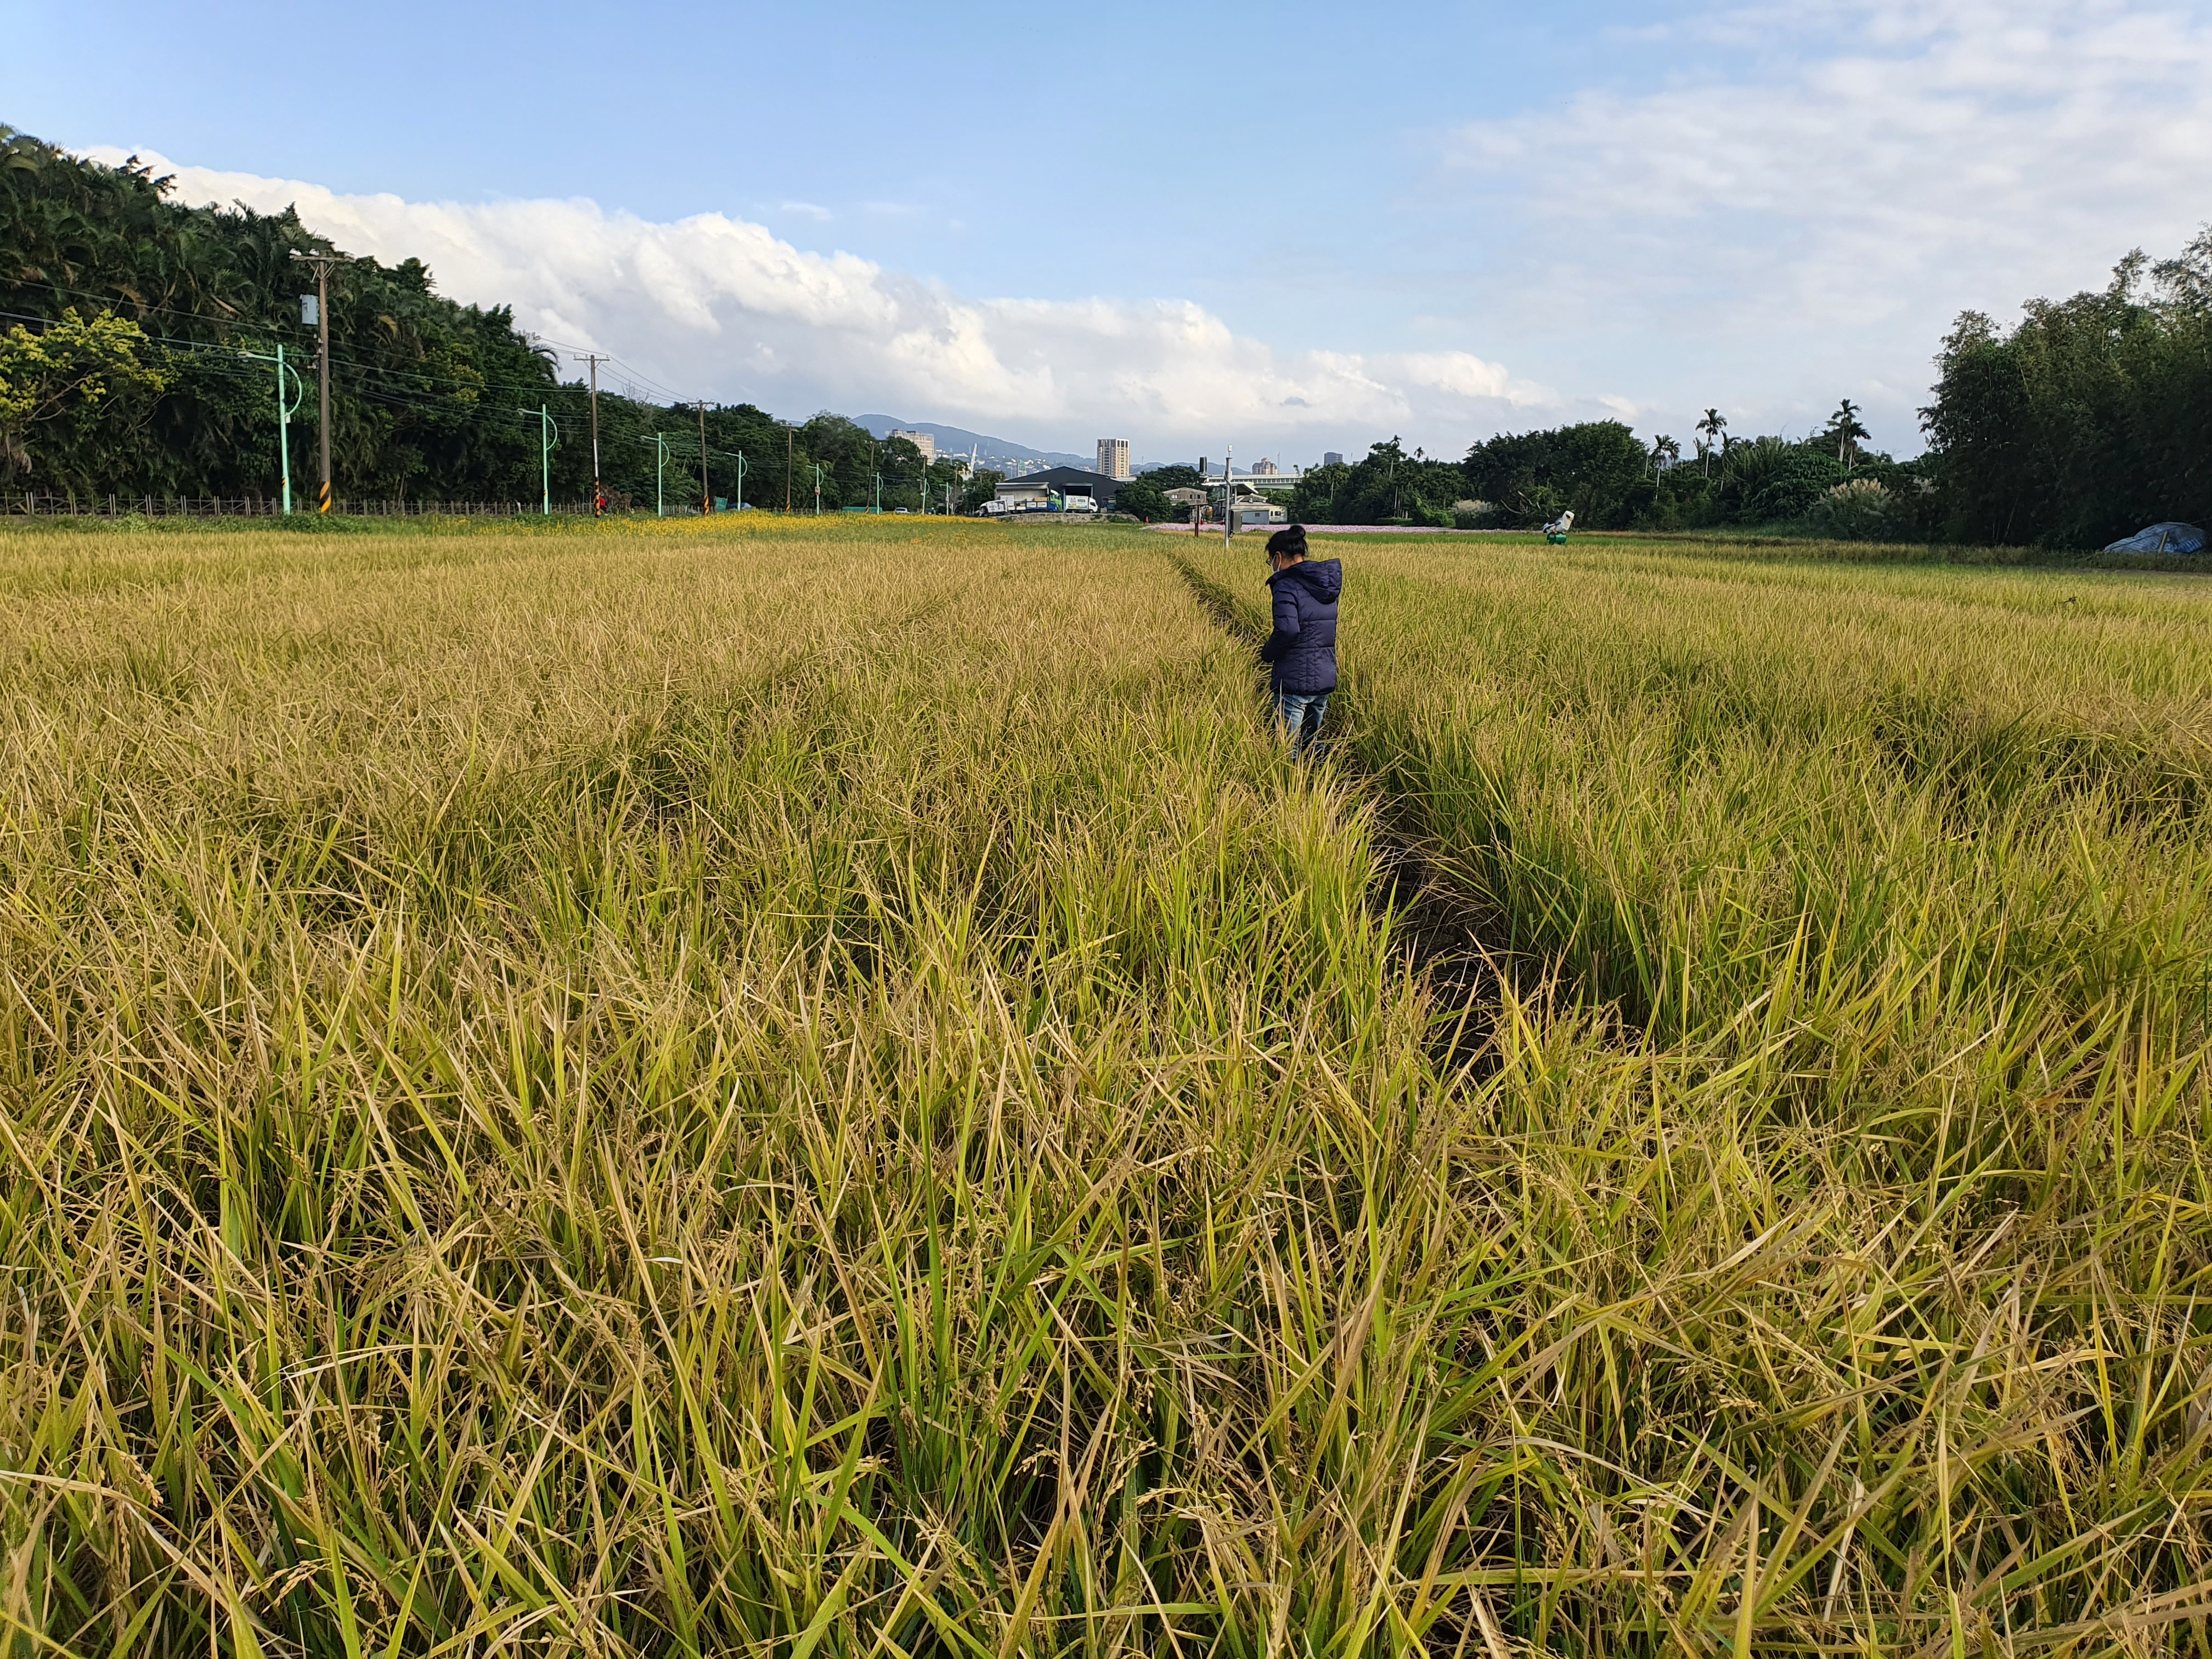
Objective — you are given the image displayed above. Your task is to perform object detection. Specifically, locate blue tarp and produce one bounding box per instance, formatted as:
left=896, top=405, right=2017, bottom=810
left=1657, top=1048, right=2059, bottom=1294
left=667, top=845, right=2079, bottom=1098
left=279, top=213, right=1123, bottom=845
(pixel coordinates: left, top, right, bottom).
left=2103, top=522, right=2206, bottom=554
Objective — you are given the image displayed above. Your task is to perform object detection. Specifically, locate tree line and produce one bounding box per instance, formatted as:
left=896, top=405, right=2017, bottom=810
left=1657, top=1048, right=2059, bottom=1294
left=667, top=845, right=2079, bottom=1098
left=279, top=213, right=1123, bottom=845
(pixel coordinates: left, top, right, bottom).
left=1924, top=237, right=2212, bottom=546
left=7, top=127, right=2208, bottom=544
left=1105, top=417, right=1936, bottom=539
left=0, top=128, right=985, bottom=514
left=1118, top=239, right=2212, bottom=548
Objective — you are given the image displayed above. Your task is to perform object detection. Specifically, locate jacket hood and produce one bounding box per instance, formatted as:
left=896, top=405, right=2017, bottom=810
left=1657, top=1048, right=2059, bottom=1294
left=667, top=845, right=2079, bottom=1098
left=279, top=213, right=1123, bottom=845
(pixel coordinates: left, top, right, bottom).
left=1273, top=556, right=1342, bottom=602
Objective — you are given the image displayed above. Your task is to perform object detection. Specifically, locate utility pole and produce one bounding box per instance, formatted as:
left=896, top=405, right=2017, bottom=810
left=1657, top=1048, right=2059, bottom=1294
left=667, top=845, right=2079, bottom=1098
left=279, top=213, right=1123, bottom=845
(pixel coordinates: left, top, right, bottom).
left=289, top=250, right=341, bottom=512
left=1223, top=446, right=1233, bottom=548
left=813, top=462, right=823, bottom=516
left=518, top=405, right=558, bottom=515
left=733, top=451, right=746, bottom=509
left=574, top=353, right=608, bottom=514
left=695, top=401, right=710, bottom=512
left=785, top=426, right=793, bottom=512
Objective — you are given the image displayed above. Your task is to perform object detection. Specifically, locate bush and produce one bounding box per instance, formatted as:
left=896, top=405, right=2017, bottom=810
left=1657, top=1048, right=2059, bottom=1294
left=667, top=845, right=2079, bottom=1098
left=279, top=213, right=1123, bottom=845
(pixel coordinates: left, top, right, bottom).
left=1111, top=475, right=1172, bottom=522
left=1807, top=478, right=1894, bottom=540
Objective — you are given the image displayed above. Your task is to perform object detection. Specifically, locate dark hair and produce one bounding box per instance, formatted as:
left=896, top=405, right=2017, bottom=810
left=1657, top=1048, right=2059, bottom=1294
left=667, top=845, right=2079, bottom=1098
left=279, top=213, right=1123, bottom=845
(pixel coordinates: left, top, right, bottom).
left=1265, top=523, right=1308, bottom=560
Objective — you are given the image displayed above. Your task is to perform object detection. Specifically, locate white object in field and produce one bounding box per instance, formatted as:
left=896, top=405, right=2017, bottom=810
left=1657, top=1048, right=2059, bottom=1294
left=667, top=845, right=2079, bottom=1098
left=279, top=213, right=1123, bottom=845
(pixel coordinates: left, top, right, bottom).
left=1543, top=509, right=1575, bottom=535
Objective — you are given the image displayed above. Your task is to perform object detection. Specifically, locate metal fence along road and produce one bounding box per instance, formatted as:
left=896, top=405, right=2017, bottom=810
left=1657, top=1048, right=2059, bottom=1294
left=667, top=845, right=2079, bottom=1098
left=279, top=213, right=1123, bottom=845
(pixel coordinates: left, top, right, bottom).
left=5, top=494, right=612, bottom=519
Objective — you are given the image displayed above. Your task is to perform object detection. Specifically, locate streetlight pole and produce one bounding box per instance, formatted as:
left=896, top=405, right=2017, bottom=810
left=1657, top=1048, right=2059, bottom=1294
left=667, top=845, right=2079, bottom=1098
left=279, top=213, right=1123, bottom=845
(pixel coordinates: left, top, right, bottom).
left=518, top=405, right=558, bottom=515
left=813, top=462, right=823, bottom=516
left=289, top=250, right=341, bottom=512
left=240, top=344, right=306, bottom=514
left=637, top=433, right=668, bottom=516
left=276, top=345, right=300, bottom=515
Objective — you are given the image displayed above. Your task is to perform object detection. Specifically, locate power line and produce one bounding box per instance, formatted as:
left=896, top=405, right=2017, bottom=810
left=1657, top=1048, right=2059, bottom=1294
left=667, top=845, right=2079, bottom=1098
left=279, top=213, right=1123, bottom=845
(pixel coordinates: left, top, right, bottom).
left=2, top=278, right=770, bottom=426
left=0, top=302, right=571, bottom=418
left=606, top=355, right=690, bottom=405
left=1, top=276, right=574, bottom=404
left=1, top=282, right=809, bottom=505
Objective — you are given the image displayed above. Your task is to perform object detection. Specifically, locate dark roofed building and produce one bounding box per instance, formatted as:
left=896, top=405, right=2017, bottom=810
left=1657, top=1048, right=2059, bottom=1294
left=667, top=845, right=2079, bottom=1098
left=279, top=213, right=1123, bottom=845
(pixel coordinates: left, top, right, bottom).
left=991, top=465, right=1124, bottom=510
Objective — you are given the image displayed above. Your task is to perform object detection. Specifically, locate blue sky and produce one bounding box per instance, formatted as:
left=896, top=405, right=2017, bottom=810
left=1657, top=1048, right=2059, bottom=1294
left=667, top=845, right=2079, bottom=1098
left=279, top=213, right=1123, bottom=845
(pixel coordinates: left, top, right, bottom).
left=19, top=0, right=2212, bottom=464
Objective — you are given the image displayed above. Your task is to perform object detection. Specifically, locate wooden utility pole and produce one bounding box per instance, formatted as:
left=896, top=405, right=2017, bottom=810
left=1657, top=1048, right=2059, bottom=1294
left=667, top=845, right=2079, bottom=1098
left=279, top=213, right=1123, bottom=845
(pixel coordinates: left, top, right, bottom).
left=574, top=353, right=608, bottom=514
left=289, top=250, right=341, bottom=511
left=695, top=401, right=710, bottom=512
left=785, top=426, right=793, bottom=512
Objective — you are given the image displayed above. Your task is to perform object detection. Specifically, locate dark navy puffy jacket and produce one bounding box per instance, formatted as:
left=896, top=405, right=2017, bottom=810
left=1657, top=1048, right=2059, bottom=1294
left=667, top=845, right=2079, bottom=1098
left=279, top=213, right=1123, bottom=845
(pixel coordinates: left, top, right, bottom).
left=1259, top=557, right=1342, bottom=693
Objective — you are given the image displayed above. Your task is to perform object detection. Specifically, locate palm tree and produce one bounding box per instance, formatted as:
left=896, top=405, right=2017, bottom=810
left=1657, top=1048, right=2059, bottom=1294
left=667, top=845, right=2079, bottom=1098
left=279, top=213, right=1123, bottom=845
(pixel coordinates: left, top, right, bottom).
left=1827, top=398, right=1870, bottom=466
left=1649, top=434, right=1680, bottom=477
left=1695, top=408, right=1726, bottom=476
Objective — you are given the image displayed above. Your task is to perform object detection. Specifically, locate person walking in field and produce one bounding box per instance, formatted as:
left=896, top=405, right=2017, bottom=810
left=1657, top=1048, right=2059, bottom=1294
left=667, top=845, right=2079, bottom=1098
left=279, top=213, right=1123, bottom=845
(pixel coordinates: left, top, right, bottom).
left=1259, top=523, right=1341, bottom=758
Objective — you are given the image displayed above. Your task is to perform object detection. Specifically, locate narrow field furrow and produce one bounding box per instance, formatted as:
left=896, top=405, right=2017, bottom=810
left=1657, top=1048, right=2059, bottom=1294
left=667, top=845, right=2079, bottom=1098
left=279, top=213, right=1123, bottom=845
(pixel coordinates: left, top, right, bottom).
left=1172, top=549, right=1509, bottom=1067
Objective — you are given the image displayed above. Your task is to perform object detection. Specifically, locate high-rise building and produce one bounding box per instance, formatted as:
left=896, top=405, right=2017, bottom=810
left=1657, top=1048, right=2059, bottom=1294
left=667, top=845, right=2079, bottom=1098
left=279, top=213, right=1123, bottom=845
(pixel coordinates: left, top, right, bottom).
left=1323, top=452, right=1344, bottom=467
left=1096, top=438, right=1131, bottom=479
left=890, top=428, right=936, bottom=462
left=1252, top=458, right=1278, bottom=475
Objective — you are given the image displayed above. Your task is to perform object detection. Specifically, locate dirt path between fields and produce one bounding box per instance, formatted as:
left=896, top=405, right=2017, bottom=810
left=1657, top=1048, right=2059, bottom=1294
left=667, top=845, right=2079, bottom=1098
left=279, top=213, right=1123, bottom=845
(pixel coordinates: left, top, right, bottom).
left=1172, top=553, right=1509, bottom=1073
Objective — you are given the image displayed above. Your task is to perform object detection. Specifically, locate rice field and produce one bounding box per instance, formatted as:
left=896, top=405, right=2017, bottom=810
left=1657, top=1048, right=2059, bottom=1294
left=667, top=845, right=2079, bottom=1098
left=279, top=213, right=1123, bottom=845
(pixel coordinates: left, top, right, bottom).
left=3, top=514, right=2209, bottom=1655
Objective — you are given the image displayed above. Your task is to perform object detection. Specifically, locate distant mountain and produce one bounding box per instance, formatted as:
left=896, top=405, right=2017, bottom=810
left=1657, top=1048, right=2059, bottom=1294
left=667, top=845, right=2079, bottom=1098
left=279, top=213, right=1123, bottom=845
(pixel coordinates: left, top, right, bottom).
left=856, top=416, right=1090, bottom=472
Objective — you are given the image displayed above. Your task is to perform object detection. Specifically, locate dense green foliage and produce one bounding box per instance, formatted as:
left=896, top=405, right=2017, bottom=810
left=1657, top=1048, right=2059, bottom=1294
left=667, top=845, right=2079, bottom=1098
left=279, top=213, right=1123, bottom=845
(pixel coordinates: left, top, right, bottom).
left=0, top=128, right=548, bottom=501
left=0, top=127, right=981, bottom=514
left=1279, top=420, right=1941, bottom=539
left=1459, top=419, right=1650, bottom=528
left=1110, top=471, right=1173, bottom=520
left=1287, top=436, right=1462, bottom=526
left=1923, top=238, right=2212, bottom=547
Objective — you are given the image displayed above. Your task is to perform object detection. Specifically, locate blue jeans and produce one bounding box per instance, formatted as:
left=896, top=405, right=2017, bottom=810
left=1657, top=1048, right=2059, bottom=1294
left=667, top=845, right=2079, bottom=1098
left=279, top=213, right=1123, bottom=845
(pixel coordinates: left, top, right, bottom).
left=1274, top=689, right=1330, bottom=758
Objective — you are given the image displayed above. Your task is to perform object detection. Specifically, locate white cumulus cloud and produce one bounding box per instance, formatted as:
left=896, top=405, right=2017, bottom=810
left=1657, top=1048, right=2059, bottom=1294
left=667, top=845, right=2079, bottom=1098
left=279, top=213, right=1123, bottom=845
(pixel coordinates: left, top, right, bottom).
left=92, top=148, right=1564, bottom=458
left=1442, top=0, right=2212, bottom=445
